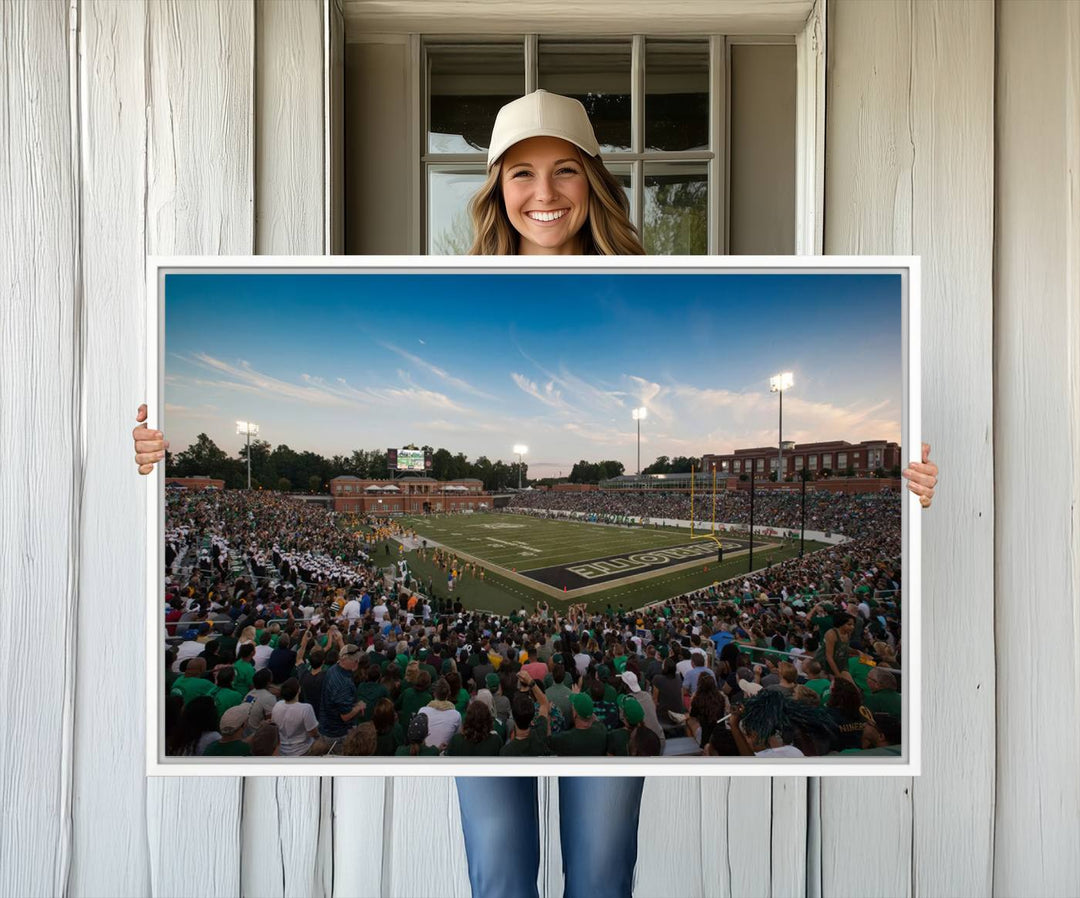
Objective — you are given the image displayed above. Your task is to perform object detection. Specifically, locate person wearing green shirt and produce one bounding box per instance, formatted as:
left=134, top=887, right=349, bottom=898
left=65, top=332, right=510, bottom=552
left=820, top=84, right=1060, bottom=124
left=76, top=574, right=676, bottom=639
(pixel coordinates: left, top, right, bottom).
left=356, top=666, right=389, bottom=723
left=233, top=643, right=256, bottom=695
left=550, top=692, right=607, bottom=757
left=203, top=704, right=253, bottom=756
left=847, top=654, right=875, bottom=697
left=446, top=701, right=503, bottom=756
left=814, top=612, right=855, bottom=679
left=803, top=660, right=831, bottom=699
left=372, top=698, right=405, bottom=756
left=211, top=667, right=245, bottom=721
left=500, top=672, right=551, bottom=757
left=605, top=697, right=644, bottom=756
left=864, top=668, right=902, bottom=718
left=395, top=710, right=440, bottom=757
left=170, top=658, right=216, bottom=706
left=543, top=663, right=574, bottom=722
left=399, top=670, right=433, bottom=722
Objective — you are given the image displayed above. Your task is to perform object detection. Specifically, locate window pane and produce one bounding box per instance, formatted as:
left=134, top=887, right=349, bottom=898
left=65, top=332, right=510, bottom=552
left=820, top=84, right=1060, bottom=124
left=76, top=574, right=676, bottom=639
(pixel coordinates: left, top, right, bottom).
left=538, top=41, right=631, bottom=153
left=643, top=163, right=707, bottom=255
left=427, top=44, right=524, bottom=154
left=428, top=167, right=487, bottom=254
left=645, top=40, right=709, bottom=152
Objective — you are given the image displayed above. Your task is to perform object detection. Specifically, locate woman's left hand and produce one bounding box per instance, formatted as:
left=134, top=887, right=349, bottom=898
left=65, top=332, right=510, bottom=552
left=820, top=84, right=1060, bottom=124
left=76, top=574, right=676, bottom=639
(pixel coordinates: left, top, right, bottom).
left=902, top=442, right=938, bottom=508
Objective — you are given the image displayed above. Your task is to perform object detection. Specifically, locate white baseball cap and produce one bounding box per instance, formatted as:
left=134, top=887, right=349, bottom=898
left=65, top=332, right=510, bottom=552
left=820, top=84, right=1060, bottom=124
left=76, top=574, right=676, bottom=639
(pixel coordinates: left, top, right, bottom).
left=486, top=90, right=601, bottom=169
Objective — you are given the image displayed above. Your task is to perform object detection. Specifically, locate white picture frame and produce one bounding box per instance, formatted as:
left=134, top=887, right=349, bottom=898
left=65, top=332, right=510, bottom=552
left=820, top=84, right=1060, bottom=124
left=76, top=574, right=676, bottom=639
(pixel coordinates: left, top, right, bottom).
left=146, top=254, right=920, bottom=777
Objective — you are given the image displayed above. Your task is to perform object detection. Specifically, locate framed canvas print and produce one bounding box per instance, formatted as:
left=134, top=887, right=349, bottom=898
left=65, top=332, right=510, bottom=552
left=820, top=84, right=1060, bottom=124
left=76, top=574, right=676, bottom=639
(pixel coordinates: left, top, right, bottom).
left=146, top=255, right=920, bottom=776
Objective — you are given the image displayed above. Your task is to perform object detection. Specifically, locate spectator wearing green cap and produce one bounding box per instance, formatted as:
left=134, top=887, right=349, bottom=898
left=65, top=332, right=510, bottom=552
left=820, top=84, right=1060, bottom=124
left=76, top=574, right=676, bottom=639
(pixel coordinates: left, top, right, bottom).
left=485, top=672, right=511, bottom=727
left=551, top=690, right=607, bottom=756
left=618, top=671, right=665, bottom=754
left=606, top=696, right=645, bottom=756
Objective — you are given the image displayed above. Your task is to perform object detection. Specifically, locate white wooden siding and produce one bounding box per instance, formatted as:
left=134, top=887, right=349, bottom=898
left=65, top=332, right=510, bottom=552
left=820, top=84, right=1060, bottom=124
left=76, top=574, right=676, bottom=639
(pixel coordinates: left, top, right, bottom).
left=824, top=2, right=997, bottom=897
left=994, top=1, right=1080, bottom=895
left=1, top=2, right=1077, bottom=897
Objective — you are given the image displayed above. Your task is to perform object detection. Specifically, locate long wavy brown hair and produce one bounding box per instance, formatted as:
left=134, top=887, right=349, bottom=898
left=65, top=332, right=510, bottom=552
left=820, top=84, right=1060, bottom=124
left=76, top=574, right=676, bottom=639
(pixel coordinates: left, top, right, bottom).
left=461, top=700, right=494, bottom=744
left=468, top=150, right=645, bottom=256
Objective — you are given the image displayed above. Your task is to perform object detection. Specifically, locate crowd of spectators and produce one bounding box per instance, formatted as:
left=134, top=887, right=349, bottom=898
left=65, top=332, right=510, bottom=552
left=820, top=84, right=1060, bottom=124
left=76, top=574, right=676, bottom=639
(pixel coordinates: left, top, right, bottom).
left=163, top=488, right=902, bottom=760
left=506, top=486, right=900, bottom=540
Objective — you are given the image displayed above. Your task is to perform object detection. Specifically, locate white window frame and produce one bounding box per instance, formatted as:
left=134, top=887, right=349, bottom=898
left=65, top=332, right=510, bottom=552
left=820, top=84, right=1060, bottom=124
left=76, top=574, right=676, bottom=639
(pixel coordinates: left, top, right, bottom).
left=411, top=3, right=825, bottom=256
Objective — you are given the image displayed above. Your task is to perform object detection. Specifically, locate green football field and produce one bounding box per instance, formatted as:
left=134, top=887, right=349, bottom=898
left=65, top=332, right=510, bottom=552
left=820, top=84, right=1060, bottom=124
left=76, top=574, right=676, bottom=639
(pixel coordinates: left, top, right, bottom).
left=361, top=512, right=827, bottom=617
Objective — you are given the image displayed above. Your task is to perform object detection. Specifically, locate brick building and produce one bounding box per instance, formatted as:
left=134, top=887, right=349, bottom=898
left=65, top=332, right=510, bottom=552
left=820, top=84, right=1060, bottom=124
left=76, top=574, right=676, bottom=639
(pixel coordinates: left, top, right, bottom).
left=701, top=439, right=901, bottom=480
left=329, top=475, right=487, bottom=514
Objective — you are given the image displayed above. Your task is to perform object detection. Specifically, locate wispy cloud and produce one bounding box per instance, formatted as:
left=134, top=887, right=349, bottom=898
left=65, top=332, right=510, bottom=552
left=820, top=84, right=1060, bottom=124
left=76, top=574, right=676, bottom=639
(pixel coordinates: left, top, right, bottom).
left=515, top=343, right=626, bottom=414
left=381, top=343, right=495, bottom=399
left=189, top=353, right=360, bottom=408
left=511, top=373, right=568, bottom=410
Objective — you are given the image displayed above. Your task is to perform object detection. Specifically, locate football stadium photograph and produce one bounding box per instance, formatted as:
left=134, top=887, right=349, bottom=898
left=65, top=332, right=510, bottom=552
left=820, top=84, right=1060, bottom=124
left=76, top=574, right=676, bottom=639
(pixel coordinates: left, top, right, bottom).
left=154, top=261, right=913, bottom=770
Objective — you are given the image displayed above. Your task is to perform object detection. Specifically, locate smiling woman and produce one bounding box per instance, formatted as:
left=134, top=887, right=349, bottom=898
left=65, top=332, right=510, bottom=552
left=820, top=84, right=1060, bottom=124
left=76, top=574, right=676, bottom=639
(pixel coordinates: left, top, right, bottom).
left=466, top=90, right=645, bottom=256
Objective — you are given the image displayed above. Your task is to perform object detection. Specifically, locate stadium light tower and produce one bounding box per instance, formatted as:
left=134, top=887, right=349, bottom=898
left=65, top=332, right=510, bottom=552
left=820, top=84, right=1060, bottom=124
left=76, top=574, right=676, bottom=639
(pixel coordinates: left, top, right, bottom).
left=632, top=407, right=647, bottom=475
left=513, top=444, right=528, bottom=489
left=769, top=373, right=793, bottom=481
left=236, top=420, right=259, bottom=489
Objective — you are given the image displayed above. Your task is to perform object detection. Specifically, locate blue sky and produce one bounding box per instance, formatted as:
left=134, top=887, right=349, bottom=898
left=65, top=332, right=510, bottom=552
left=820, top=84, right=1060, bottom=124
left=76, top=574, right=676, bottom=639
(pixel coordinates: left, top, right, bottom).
left=165, top=271, right=902, bottom=477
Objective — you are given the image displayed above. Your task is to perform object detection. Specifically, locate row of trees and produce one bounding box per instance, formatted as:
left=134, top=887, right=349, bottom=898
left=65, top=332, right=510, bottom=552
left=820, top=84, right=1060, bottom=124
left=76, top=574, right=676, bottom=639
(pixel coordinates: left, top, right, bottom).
left=166, top=434, right=540, bottom=492
left=641, top=455, right=699, bottom=475
left=567, top=459, right=626, bottom=483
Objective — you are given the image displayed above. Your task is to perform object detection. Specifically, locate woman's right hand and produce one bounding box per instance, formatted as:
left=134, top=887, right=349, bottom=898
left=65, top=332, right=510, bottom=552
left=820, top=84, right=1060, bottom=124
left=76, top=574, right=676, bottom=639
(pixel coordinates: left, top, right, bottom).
left=133, top=403, right=168, bottom=474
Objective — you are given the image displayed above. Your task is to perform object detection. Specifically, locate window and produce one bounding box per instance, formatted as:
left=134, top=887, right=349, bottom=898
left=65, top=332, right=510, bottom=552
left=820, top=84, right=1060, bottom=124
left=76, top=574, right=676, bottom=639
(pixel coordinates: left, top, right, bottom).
left=344, top=485, right=353, bottom=493
left=756, top=458, right=764, bottom=473
left=769, top=457, right=778, bottom=472
left=794, top=456, right=803, bottom=470
left=720, top=460, right=729, bottom=472
left=734, top=460, right=741, bottom=472
left=838, top=452, right=848, bottom=468
left=808, top=455, right=817, bottom=469
left=823, top=453, right=832, bottom=469
left=422, top=35, right=795, bottom=255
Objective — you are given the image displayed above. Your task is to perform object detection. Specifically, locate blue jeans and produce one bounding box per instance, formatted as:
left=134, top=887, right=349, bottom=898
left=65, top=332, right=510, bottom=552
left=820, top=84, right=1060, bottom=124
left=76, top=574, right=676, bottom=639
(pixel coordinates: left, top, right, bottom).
left=455, top=776, right=646, bottom=898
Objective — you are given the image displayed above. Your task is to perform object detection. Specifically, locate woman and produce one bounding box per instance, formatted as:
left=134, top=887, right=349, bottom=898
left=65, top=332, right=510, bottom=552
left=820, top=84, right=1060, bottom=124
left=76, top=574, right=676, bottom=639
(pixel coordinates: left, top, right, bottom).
left=371, top=697, right=405, bottom=756
left=686, top=672, right=725, bottom=748
left=651, top=656, right=685, bottom=723
left=446, top=700, right=503, bottom=757
left=134, top=89, right=939, bottom=898
left=816, top=612, right=856, bottom=680
left=825, top=676, right=881, bottom=752
left=270, top=677, right=320, bottom=757
left=166, top=694, right=220, bottom=757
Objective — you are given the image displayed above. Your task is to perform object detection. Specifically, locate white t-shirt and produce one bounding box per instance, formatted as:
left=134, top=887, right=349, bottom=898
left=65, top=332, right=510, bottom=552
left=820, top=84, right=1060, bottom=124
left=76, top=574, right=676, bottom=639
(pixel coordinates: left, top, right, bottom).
left=573, top=653, right=592, bottom=678
left=253, top=643, right=273, bottom=671
left=755, top=745, right=805, bottom=758
left=271, top=701, right=319, bottom=756
left=420, top=706, right=461, bottom=749
left=373, top=603, right=389, bottom=622
left=676, top=659, right=694, bottom=679
left=342, top=599, right=361, bottom=621
left=245, top=689, right=278, bottom=732
left=173, top=640, right=204, bottom=672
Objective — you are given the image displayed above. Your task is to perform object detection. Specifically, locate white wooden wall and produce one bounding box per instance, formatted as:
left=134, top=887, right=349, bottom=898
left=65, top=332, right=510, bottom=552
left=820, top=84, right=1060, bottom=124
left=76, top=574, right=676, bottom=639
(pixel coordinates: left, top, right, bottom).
left=1, top=1, right=1077, bottom=896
